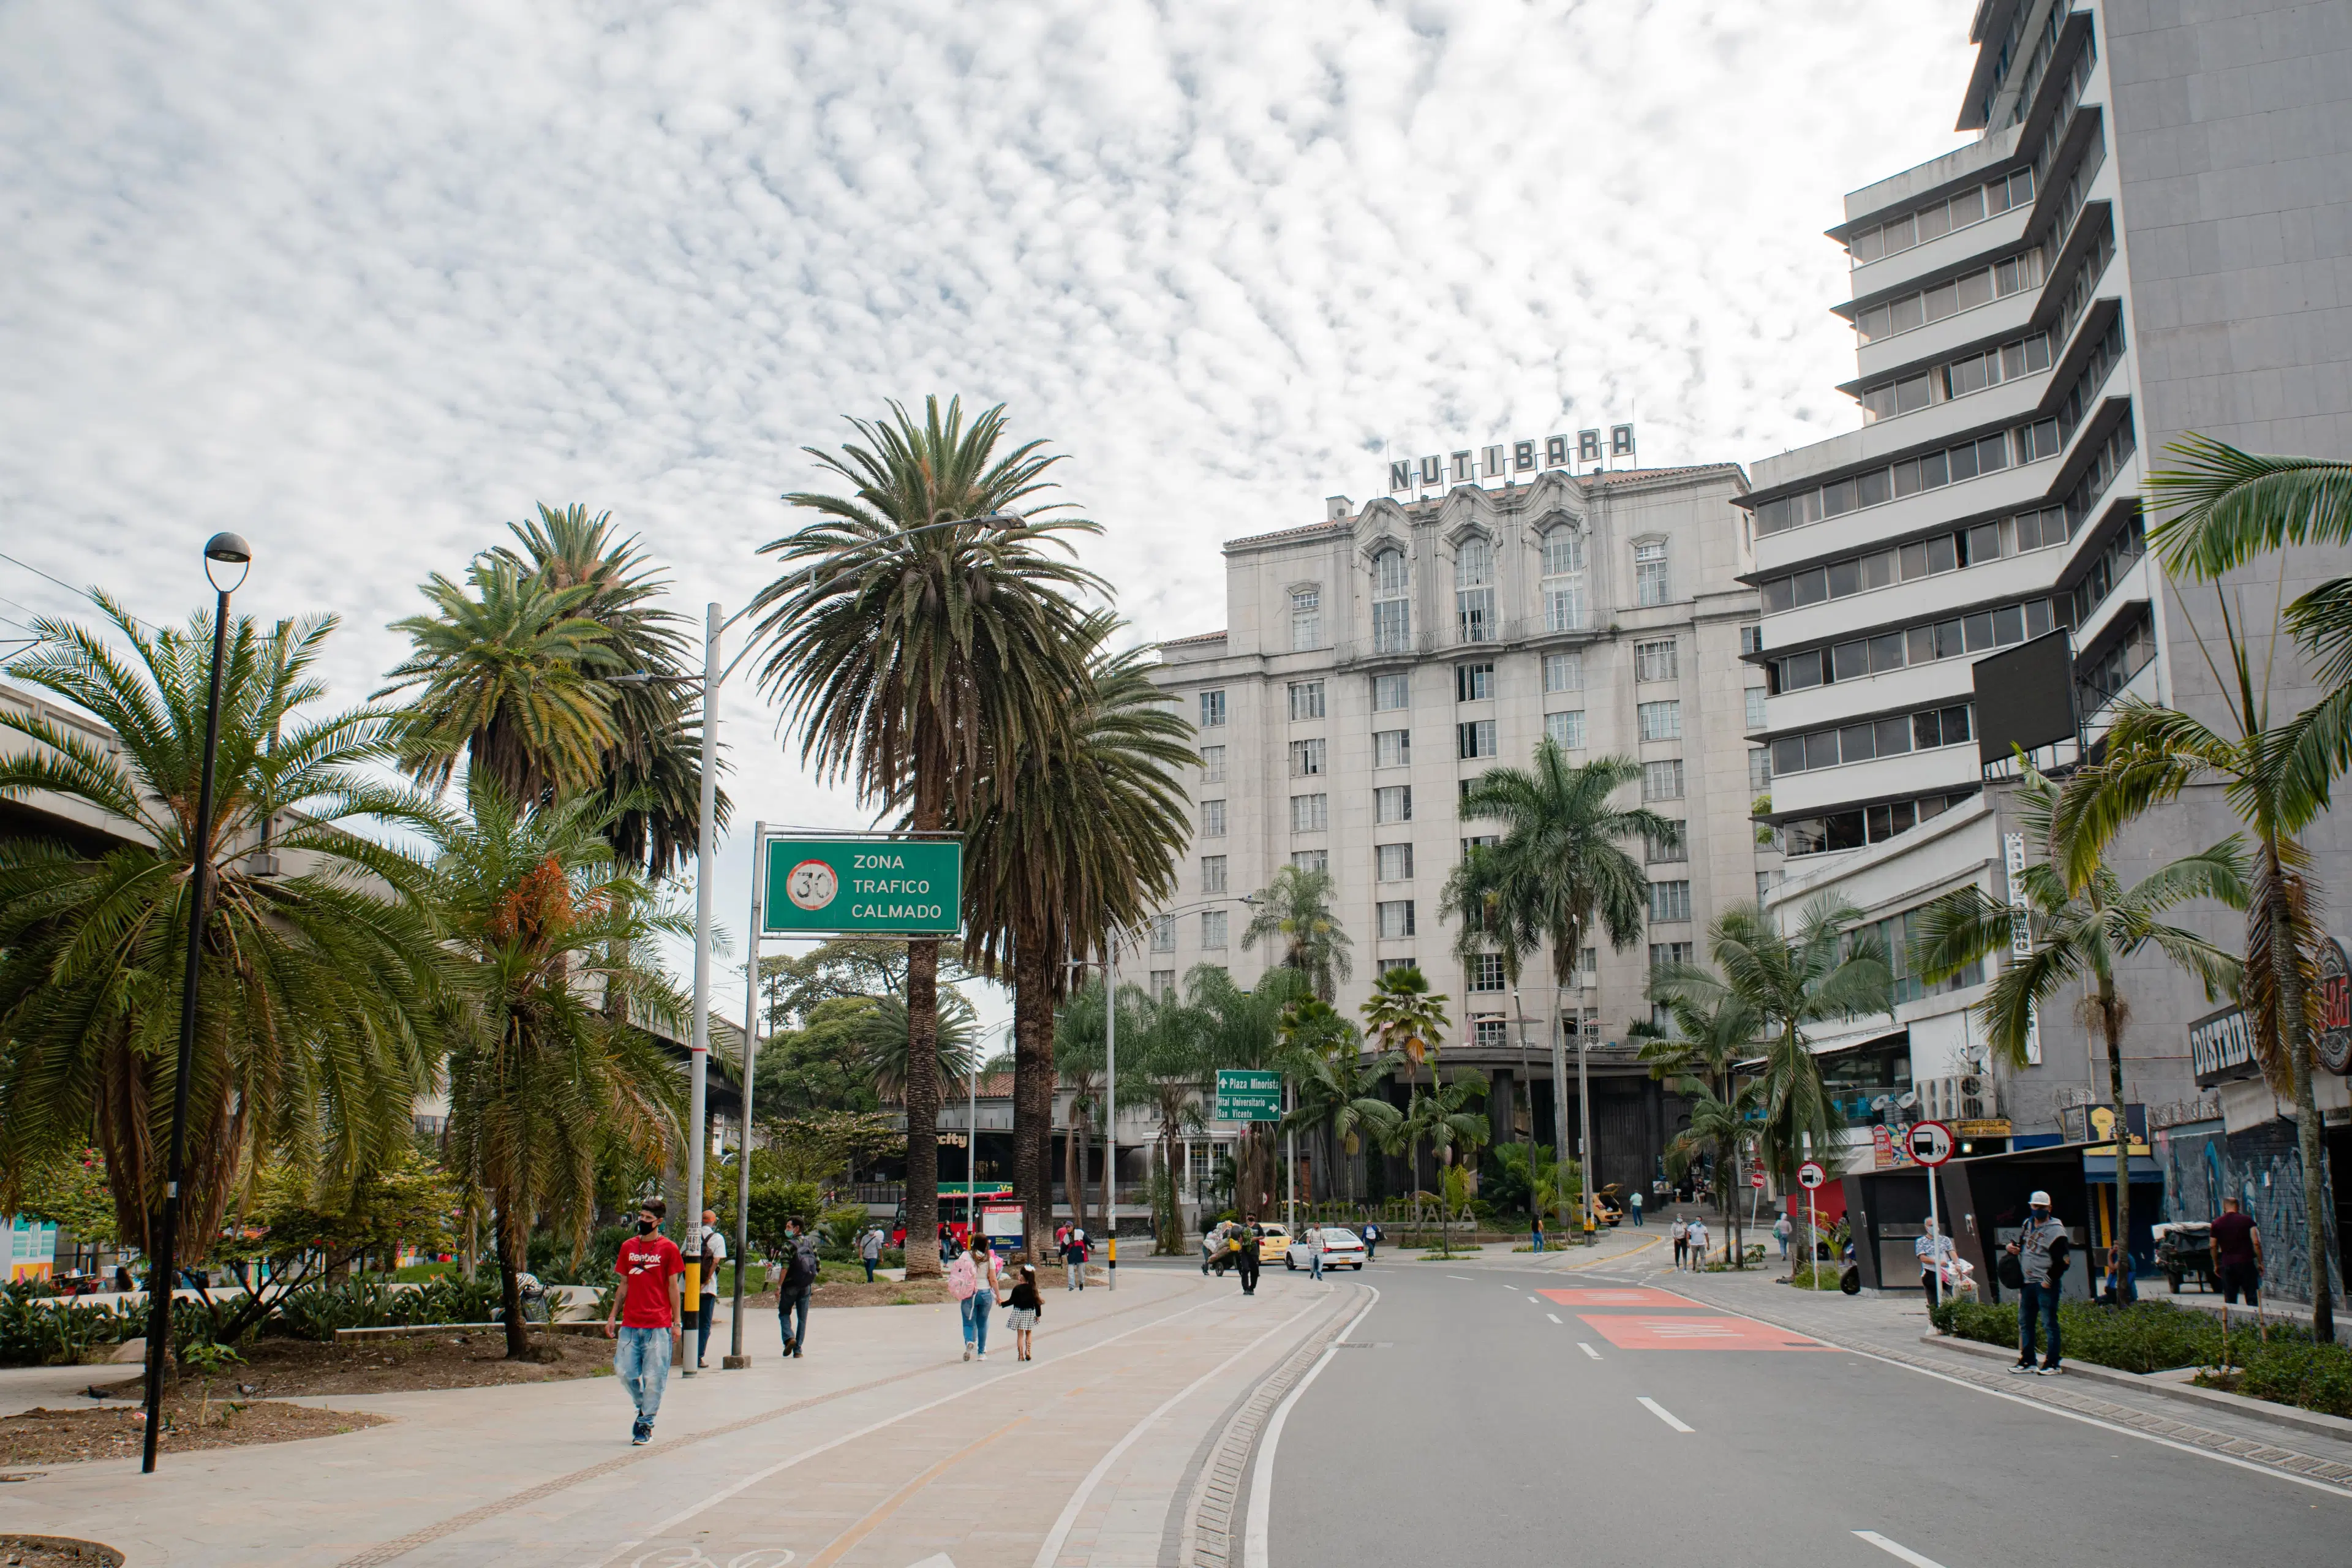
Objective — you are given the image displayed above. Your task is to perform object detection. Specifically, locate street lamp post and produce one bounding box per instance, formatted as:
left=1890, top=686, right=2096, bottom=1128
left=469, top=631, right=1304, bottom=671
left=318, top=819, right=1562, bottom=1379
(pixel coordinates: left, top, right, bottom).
left=724, top=819, right=765, bottom=1369
left=143, top=531, right=250, bottom=1475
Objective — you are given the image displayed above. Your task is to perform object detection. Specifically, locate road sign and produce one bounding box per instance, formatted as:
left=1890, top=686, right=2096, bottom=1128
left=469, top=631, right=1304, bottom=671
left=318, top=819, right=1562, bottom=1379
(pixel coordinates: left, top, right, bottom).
left=760, top=835, right=961, bottom=937
left=1750, top=1168, right=1766, bottom=1189
left=1797, top=1160, right=1826, bottom=1190
left=1909, top=1120, right=1956, bottom=1167
left=1215, top=1068, right=1283, bottom=1121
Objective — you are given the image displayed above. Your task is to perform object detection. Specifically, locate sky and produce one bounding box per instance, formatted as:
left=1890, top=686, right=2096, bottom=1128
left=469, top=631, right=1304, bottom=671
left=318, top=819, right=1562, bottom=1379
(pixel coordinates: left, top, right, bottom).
left=0, top=0, right=1980, bottom=1033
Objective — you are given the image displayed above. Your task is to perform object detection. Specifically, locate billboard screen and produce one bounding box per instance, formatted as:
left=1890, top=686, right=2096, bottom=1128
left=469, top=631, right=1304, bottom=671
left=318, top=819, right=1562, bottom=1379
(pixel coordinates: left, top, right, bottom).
left=1973, top=630, right=2076, bottom=764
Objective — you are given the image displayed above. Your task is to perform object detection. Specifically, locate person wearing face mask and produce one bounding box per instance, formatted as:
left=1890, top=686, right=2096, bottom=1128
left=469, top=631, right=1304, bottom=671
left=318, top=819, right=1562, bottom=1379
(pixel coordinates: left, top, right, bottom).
left=2004, top=1191, right=2072, bottom=1375
left=605, top=1198, right=685, bottom=1444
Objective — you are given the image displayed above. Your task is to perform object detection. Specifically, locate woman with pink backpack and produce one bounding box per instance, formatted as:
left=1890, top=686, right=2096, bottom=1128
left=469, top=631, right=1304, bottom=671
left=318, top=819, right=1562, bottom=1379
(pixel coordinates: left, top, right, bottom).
left=949, top=1240, right=1003, bottom=1360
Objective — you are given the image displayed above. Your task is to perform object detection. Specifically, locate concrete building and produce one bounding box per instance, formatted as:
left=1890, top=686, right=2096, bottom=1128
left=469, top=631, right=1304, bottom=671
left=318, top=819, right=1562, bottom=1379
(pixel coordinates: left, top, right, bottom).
left=1742, top=0, right=2352, bottom=1294
left=1145, top=459, right=1771, bottom=1202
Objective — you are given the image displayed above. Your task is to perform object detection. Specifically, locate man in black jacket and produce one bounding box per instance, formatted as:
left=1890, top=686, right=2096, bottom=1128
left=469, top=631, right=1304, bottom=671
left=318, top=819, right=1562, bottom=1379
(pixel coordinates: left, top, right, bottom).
left=2005, top=1191, right=2072, bottom=1374
left=778, top=1218, right=818, bottom=1359
left=1236, top=1214, right=1262, bottom=1297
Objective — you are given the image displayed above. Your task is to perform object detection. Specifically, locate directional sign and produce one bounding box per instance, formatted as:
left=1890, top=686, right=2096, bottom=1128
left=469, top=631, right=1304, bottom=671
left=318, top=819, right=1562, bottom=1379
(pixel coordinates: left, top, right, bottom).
left=1215, top=1068, right=1283, bottom=1121
left=1797, top=1160, right=1827, bottom=1190
left=1908, top=1120, right=1956, bottom=1167
left=761, top=835, right=961, bottom=937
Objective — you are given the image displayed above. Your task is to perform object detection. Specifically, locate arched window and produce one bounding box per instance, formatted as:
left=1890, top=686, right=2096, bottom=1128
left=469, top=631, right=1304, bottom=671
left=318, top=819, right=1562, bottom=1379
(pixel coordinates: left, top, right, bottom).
left=1290, top=586, right=1322, bottom=651
left=1455, top=536, right=1495, bottom=644
left=1542, top=526, right=1586, bottom=633
left=1371, top=549, right=1411, bottom=652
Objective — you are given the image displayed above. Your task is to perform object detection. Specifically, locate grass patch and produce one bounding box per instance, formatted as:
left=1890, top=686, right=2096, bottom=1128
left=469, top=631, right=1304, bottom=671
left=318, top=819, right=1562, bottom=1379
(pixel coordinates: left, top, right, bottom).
left=1783, top=1263, right=1847, bottom=1291
left=2197, top=1341, right=2352, bottom=1419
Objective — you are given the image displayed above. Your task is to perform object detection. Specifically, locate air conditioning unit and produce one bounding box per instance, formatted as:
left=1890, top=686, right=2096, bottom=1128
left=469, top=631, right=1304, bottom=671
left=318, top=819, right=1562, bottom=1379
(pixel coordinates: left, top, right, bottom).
left=1919, top=1074, right=1989, bottom=1123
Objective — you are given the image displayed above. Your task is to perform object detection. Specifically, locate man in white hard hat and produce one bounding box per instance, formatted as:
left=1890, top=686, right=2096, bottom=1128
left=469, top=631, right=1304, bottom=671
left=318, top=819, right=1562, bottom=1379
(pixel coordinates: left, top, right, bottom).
left=2004, top=1191, right=2072, bottom=1374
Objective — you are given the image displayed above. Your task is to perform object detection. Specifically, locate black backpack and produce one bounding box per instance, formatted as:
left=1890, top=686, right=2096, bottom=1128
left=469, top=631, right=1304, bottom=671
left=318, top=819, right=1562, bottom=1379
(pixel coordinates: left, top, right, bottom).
left=782, top=1237, right=818, bottom=1292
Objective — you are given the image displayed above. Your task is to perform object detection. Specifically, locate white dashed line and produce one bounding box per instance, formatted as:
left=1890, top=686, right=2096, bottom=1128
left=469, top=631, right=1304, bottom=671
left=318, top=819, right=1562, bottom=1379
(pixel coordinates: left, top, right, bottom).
left=1547, top=1313, right=1562, bottom=1324
left=1852, top=1532, right=1947, bottom=1567
left=1577, top=1342, right=1602, bottom=1360
left=1447, top=1275, right=1474, bottom=1281
left=1637, top=1395, right=1693, bottom=1433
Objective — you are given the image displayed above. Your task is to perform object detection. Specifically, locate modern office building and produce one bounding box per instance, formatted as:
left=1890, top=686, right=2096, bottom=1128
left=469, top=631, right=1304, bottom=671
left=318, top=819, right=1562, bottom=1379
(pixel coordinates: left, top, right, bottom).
left=1741, top=0, right=2352, bottom=1282
left=1145, top=457, right=1771, bottom=1199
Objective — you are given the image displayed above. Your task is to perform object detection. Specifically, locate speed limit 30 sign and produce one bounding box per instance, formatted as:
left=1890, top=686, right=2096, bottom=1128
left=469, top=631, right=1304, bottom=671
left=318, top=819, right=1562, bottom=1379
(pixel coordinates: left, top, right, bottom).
left=1907, top=1120, right=1956, bottom=1167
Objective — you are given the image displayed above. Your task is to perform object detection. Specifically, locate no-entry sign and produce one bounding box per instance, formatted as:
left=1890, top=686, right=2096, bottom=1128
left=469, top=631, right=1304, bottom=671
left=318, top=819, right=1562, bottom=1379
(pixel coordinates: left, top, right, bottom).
left=1797, top=1161, right=1827, bottom=1190
left=1750, top=1168, right=1766, bottom=1189
left=1909, top=1120, right=1956, bottom=1166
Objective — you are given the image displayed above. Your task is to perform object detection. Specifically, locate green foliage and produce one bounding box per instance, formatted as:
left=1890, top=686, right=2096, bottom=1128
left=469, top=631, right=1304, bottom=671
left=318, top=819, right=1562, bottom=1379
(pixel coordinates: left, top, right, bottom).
left=1241, top=864, right=1354, bottom=1000
left=0, top=1282, right=140, bottom=1366
left=742, top=1182, right=823, bottom=1262
left=270, top=1273, right=508, bottom=1341
left=817, top=1204, right=870, bottom=1262
left=1932, top=1294, right=2316, bottom=1375
left=2214, top=1340, right=2352, bottom=1418
left=216, top=1146, right=461, bottom=1281
left=530, top=1223, right=636, bottom=1286
left=10, top=1146, right=121, bottom=1250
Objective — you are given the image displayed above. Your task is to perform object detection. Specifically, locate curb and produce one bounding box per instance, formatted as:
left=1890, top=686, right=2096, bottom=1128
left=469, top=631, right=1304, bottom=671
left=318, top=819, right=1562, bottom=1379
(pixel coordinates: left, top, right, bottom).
left=1918, top=1330, right=2352, bottom=1445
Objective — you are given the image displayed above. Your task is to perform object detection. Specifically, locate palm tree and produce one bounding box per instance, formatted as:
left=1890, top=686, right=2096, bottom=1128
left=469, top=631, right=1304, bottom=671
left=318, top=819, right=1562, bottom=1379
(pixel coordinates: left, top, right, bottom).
left=377, top=556, right=619, bottom=802
left=423, top=777, right=689, bottom=1358
left=2106, top=435, right=2352, bottom=1340
left=1702, top=900, right=1891, bottom=1197
left=1638, top=977, right=1762, bottom=1261
left=1378, top=1070, right=1490, bottom=1254
left=494, top=504, right=719, bottom=881
left=0, top=603, right=445, bottom=1298
left=959, top=612, right=1193, bottom=1256
left=1914, top=763, right=2245, bottom=1313
left=1671, top=1077, right=1765, bottom=1269
left=1194, top=966, right=1309, bottom=1218
left=1125, top=983, right=1212, bottom=1251
left=750, top=396, right=1104, bottom=1276
left=1052, top=979, right=1119, bottom=1236
left=1240, top=864, right=1354, bottom=1000
left=1357, top=966, right=1450, bottom=1191
left=1440, top=742, right=1672, bottom=1226
left=1278, top=1000, right=1400, bottom=1210
left=848, top=989, right=979, bottom=1102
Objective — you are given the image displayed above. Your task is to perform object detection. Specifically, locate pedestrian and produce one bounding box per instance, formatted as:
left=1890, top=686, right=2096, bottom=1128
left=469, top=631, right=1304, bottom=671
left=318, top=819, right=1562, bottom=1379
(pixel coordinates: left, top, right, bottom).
left=1235, top=1213, right=1262, bottom=1297
left=2004, top=1190, right=2072, bottom=1375
left=1201, top=1221, right=1224, bottom=1275
left=1531, top=1212, right=1545, bottom=1253
left=603, top=1197, right=684, bottom=1446
left=1774, top=1212, right=1793, bottom=1263
left=1062, top=1227, right=1087, bottom=1291
left=2210, top=1195, right=2262, bottom=1308
left=1003, top=1262, right=1043, bottom=1362
left=693, top=1208, right=726, bottom=1369
left=1915, top=1216, right=1956, bottom=1308
left=1306, top=1224, right=1325, bottom=1280
left=950, top=1236, right=1002, bottom=1360
left=1630, top=1189, right=1643, bottom=1227
left=778, top=1216, right=818, bottom=1359
left=859, top=1224, right=883, bottom=1284
left=1686, top=1215, right=1710, bottom=1271
left=1670, top=1215, right=1689, bottom=1270
left=1362, top=1219, right=1381, bottom=1262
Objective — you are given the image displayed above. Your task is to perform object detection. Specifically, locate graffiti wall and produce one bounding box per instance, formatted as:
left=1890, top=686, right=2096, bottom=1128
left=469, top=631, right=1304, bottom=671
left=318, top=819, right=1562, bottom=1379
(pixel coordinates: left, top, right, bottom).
left=2158, top=1118, right=2343, bottom=1306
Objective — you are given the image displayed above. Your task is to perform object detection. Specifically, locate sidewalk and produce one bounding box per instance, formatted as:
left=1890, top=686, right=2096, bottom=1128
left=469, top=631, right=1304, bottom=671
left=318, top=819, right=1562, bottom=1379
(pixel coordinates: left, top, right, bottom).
left=0, top=1265, right=1358, bottom=1568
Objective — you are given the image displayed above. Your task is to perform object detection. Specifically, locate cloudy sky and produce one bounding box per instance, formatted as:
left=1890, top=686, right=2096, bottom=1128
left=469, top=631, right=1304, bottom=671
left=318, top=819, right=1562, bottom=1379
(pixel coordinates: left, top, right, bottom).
left=0, top=0, right=1978, bottom=1023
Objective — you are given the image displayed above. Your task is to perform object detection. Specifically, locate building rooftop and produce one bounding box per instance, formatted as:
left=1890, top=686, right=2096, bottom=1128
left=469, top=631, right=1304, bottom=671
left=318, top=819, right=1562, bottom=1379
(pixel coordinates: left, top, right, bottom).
left=1220, top=465, right=1747, bottom=552
left=1159, top=630, right=1227, bottom=647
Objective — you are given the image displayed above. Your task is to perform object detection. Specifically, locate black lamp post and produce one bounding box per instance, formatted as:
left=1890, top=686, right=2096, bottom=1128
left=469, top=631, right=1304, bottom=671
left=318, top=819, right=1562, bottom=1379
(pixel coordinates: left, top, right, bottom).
left=140, top=530, right=251, bottom=1474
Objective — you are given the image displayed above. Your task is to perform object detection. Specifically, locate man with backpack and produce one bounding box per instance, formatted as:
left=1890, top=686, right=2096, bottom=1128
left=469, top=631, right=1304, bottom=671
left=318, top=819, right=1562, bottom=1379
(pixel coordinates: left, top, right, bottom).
left=778, top=1216, right=819, bottom=1359
left=2005, top=1191, right=2072, bottom=1375
left=1061, top=1228, right=1088, bottom=1291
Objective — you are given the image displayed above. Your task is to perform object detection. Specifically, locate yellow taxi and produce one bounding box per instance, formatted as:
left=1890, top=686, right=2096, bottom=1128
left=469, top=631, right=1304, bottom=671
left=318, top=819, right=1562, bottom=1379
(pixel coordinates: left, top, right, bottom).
left=1253, top=1222, right=1292, bottom=1261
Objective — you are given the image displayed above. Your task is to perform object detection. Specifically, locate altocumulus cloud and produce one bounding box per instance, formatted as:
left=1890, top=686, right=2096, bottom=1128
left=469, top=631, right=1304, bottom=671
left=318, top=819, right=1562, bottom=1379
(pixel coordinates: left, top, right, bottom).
left=1, top=0, right=1975, bottom=957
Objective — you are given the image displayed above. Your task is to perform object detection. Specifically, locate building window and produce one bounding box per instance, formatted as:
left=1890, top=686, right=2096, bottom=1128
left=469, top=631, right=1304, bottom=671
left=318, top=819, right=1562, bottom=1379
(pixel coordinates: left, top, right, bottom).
left=1469, top=953, right=1507, bottom=992
left=1782, top=792, right=1975, bottom=858
left=1746, top=687, right=1767, bottom=730
left=1544, top=652, right=1583, bottom=693
left=1377, top=843, right=1415, bottom=882
left=1649, top=881, right=1693, bottom=923
left=1291, top=849, right=1329, bottom=874
left=1643, top=760, right=1684, bottom=801
left=1202, top=910, right=1229, bottom=949
left=1769, top=705, right=1973, bottom=776
left=1649, top=941, right=1695, bottom=970
left=1455, top=662, right=1494, bottom=702
left=1372, top=549, right=1412, bottom=653
left=1458, top=720, right=1498, bottom=760
left=1378, top=900, right=1417, bottom=938
left=1542, top=526, right=1587, bottom=632
left=1291, top=794, right=1329, bottom=833
left=1373, top=673, right=1410, bottom=710
left=1151, top=916, right=1177, bottom=953
left=1638, top=701, right=1682, bottom=742
left=1634, top=639, right=1678, bottom=682
left=1646, top=821, right=1686, bottom=864
left=1199, top=690, right=1227, bottom=728
left=1749, top=748, right=1773, bottom=792
left=1757, top=870, right=1782, bottom=901
left=1634, top=540, right=1670, bottom=606
left=1289, top=680, right=1326, bottom=720
left=1376, top=784, right=1414, bottom=823
left=1202, top=799, right=1227, bottom=837
left=1456, top=535, right=1496, bottom=643
left=1290, top=587, right=1322, bottom=652
left=1374, top=729, right=1411, bottom=768
left=1200, top=855, right=1228, bottom=894
left=1289, top=738, right=1327, bottom=777
left=1740, top=623, right=1765, bottom=655
left=1200, top=744, right=1226, bottom=783
left=1581, top=947, right=1599, bottom=981
left=1378, top=956, right=1417, bottom=975
left=1149, top=969, right=1176, bottom=997
left=1545, top=710, right=1586, bottom=750
left=1474, top=1017, right=1509, bottom=1047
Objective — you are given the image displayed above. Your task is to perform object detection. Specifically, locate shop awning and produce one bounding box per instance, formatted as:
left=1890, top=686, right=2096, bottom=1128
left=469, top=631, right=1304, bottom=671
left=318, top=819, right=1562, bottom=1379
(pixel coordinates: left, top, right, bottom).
left=2082, top=1153, right=2162, bottom=1183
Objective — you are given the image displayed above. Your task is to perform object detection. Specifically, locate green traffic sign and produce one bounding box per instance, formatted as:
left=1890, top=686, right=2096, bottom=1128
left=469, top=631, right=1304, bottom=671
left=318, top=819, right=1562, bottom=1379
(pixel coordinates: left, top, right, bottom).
left=761, top=835, right=962, bottom=937
left=1215, top=1068, right=1283, bottom=1122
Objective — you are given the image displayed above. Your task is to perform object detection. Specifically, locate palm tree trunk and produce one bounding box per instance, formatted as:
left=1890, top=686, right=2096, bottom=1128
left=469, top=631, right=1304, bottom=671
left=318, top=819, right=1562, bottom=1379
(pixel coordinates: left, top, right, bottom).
left=1011, top=940, right=1055, bottom=1261
left=2098, top=978, right=2133, bottom=1302
left=902, top=938, right=943, bottom=1279
left=497, top=1197, right=532, bottom=1361
left=2266, top=843, right=2335, bottom=1341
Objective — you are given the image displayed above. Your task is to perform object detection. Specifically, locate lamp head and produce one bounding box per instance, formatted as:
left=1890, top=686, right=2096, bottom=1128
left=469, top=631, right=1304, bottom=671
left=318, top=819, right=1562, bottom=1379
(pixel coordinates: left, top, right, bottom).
left=203, top=532, right=252, bottom=593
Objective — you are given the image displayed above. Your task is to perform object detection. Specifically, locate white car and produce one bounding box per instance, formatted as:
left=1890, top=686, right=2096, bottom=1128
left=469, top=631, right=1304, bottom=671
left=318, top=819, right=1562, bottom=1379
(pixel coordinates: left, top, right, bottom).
left=1284, top=1227, right=1368, bottom=1270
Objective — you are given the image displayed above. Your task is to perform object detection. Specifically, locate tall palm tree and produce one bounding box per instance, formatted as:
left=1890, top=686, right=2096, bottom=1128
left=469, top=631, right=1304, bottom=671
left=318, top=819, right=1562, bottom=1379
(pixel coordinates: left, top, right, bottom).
left=1052, top=979, right=1118, bottom=1236
left=750, top=395, right=1104, bottom=1276
left=1378, top=1070, right=1490, bottom=1253
left=1358, top=966, right=1453, bottom=1190
left=959, top=613, right=1193, bottom=1256
left=1638, top=977, right=1762, bottom=1259
left=1915, top=764, right=2245, bottom=1313
left=1440, top=742, right=1671, bottom=1215
left=1240, top=864, right=1353, bottom=1000
left=0, top=603, right=444, bottom=1287
left=1670, top=1077, right=1765, bottom=1269
left=495, top=504, right=719, bottom=881
left=848, top=989, right=979, bottom=1102
left=378, top=556, right=619, bottom=802
left=1281, top=1042, right=1402, bottom=1208
left=1125, top=983, right=1212, bottom=1251
left=423, top=777, right=689, bottom=1359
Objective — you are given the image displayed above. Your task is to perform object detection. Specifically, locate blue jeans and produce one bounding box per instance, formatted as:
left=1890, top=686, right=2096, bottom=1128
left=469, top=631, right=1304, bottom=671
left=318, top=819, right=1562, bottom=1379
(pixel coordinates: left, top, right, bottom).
left=1532, top=1232, right=1545, bottom=1252
left=613, top=1326, right=671, bottom=1423
left=1310, top=1251, right=1323, bottom=1279
left=779, top=1289, right=810, bottom=1353
left=1632, top=1206, right=1643, bottom=1226
left=696, top=1292, right=717, bottom=1363
left=961, top=1292, right=991, bottom=1353
left=862, top=1257, right=877, bottom=1282
left=2018, top=1281, right=2062, bottom=1366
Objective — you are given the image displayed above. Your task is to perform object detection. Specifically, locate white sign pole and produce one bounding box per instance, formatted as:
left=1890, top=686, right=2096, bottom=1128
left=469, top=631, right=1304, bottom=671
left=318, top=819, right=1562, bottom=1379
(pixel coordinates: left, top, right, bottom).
left=1104, top=927, right=1117, bottom=1291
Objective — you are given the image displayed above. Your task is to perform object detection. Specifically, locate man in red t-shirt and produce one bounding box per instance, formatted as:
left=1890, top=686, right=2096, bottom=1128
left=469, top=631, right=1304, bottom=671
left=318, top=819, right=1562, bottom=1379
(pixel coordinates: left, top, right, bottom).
left=2209, top=1196, right=2263, bottom=1307
left=604, top=1197, right=685, bottom=1445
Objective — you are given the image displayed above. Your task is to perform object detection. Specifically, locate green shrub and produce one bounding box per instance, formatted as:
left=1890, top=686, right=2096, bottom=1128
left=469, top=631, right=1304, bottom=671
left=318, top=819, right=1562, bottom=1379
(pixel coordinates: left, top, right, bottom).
left=2213, top=1341, right=2352, bottom=1419
left=818, top=1204, right=869, bottom=1263
left=270, top=1273, right=510, bottom=1341
left=0, top=1282, right=140, bottom=1366
left=1931, top=1294, right=2310, bottom=1375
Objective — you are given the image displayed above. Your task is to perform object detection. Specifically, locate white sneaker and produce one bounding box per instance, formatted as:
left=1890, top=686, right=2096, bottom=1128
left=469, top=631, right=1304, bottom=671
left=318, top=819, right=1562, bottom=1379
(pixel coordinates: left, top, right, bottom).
left=976, top=1351, right=987, bottom=1360
left=963, top=1344, right=973, bottom=1362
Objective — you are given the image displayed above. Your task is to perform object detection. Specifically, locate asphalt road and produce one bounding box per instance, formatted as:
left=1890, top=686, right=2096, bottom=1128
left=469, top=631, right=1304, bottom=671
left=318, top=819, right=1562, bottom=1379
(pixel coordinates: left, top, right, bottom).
left=1262, top=1256, right=2352, bottom=1568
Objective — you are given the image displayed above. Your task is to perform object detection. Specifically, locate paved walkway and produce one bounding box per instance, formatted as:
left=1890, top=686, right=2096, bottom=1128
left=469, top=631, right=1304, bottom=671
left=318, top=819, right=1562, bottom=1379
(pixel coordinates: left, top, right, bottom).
left=0, top=1267, right=1360, bottom=1568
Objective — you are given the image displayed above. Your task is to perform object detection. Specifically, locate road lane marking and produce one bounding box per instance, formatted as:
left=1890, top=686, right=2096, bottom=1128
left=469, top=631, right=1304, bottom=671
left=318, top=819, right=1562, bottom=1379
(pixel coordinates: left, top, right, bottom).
left=1447, top=1275, right=1474, bottom=1281
left=1526, top=1294, right=1539, bottom=1302
left=1637, top=1396, right=1693, bottom=1433
left=1243, top=1286, right=1382, bottom=1568
left=1577, top=1342, right=1602, bottom=1360
left=1853, top=1532, right=1947, bottom=1567
left=1546, top=1313, right=1562, bottom=1324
